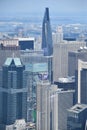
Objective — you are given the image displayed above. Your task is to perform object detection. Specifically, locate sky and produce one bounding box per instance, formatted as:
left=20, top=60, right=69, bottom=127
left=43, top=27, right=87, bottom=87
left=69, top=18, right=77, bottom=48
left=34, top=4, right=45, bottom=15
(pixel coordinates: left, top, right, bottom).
left=0, top=0, right=87, bottom=17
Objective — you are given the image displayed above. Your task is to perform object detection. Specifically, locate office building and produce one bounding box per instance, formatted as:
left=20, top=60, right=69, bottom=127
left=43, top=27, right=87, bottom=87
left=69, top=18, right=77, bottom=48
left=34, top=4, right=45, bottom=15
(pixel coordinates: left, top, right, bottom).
left=54, top=76, right=76, bottom=104
left=20, top=50, right=52, bottom=122
left=0, top=39, right=20, bottom=50
left=54, top=76, right=75, bottom=90
left=53, top=26, right=63, bottom=44
left=21, top=50, right=53, bottom=83
left=27, top=61, right=48, bottom=122
left=36, top=81, right=50, bottom=130
left=34, top=36, right=41, bottom=51
left=36, top=82, right=74, bottom=130
left=0, top=39, right=20, bottom=67
left=53, top=40, right=86, bottom=81
left=78, top=60, right=87, bottom=104
left=18, top=37, right=35, bottom=50
left=36, top=82, right=57, bottom=130
left=68, top=47, right=87, bottom=76
left=67, top=104, right=87, bottom=130
left=0, top=57, right=28, bottom=130
left=42, top=7, right=53, bottom=56
left=51, top=89, right=74, bottom=130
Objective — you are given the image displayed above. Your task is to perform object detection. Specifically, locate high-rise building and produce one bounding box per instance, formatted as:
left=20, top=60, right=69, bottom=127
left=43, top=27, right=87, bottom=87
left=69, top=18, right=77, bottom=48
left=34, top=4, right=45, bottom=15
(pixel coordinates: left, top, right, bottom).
left=51, top=89, right=74, bottom=130
left=0, top=57, right=28, bottom=130
left=53, top=26, right=63, bottom=44
left=54, top=76, right=75, bottom=90
left=53, top=40, right=86, bottom=81
left=78, top=60, right=87, bottom=104
left=20, top=50, right=52, bottom=122
left=36, top=81, right=51, bottom=130
left=36, top=81, right=74, bottom=130
left=67, top=104, right=87, bottom=130
left=42, top=7, right=53, bottom=56
left=0, top=39, right=20, bottom=67
left=54, top=76, right=76, bottom=104
left=0, top=39, right=20, bottom=50
left=18, top=37, right=35, bottom=50
left=36, top=81, right=57, bottom=130
left=68, top=47, right=87, bottom=76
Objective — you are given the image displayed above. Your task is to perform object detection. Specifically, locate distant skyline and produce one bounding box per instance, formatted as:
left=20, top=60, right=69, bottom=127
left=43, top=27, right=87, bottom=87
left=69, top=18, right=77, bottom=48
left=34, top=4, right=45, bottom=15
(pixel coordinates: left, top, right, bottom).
left=0, top=0, right=87, bottom=17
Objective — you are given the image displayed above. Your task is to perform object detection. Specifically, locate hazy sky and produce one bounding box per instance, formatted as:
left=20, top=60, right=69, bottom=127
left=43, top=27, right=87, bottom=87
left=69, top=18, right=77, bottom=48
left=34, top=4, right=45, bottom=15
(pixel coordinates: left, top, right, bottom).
left=0, top=0, right=87, bottom=17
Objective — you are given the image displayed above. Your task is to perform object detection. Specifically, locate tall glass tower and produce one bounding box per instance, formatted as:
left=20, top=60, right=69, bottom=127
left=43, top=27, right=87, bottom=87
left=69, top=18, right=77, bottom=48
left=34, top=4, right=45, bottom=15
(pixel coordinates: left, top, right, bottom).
left=0, top=57, right=28, bottom=129
left=42, top=8, right=53, bottom=56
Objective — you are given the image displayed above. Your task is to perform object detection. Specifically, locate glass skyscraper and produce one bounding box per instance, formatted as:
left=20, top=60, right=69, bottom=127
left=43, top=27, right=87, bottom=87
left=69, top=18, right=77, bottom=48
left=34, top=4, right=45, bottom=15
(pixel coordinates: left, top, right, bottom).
left=42, top=8, right=53, bottom=56
left=0, top=57, right=28, bottom=129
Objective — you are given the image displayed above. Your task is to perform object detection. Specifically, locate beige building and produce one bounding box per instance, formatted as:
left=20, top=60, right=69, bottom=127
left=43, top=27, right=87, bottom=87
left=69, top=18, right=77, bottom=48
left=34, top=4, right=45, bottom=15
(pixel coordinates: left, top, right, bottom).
left=36, top=81, right=50, bottom=130
left=36, top=81, right=57, bottom=130
left=51, top=89, right=74, bottom=130
left=0, top=39, right=20, bottom=67
left=53, top=40, right=86, bottom=81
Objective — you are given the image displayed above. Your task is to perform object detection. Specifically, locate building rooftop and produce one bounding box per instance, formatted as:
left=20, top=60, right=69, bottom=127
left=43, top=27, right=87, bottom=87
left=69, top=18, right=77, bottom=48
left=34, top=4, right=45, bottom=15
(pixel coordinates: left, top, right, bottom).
left=53, top=88, right=75, bottom=94
left=4, top=57, right=22, bottom=67
left=58, top=76, right=75, bottom=83
left=68, top=104, right=87, bottom=113
left=69, top=46, right=87, bottom=54
left=59, top=40, right=86, bottom=44
left=18, top=37, right=35, bottom=41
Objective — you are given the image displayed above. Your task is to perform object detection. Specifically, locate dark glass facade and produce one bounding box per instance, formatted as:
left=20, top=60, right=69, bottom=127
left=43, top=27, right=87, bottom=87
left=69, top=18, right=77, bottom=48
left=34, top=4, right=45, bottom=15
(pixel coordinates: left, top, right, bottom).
left=19, top=40, right=34, bottom=50
left=81, top=69, right=87, bottom=104
left=67, top=104, right=87, bottom=130
left=42, top=8, right=53, bottom=56
left=0, top=58, right=28, bottom=127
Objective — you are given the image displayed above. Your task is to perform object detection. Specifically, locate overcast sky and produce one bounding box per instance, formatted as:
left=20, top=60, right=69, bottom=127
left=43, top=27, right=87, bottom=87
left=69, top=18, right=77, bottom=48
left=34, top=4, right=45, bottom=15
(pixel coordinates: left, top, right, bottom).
left=0, top=0, right=87, bottom=17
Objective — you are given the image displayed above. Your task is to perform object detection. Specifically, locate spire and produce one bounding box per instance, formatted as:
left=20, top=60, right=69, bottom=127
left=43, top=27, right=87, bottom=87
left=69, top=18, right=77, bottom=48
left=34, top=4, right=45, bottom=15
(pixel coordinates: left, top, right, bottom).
left=45, top=7, right=49, bottom=21
left=42, top=8, right=53, bottom=56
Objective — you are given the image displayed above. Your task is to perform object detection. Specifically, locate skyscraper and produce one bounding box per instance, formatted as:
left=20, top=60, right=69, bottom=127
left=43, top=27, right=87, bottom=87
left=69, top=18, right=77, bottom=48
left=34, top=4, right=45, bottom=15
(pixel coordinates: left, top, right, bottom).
left=53, top=26, right=63, bottom=44
left=42, top=8, right=53, bottom=56
left=78, top=60, right=87, bottom=104
left=0, top=57, right=28, bottom=130
left=67, top=104, right=87, bottom=130
left=20, top=50, right=52, bottom=122
left=18, top=37, right=35, bottom=50
left=36, top=81, right=51, bottom=130
left=68, top=48, right=87, bottom=76
left=51, top=89, right=74, bottom=130
left=0, top=39, right=20, bottom=67
left=53, top=40, right=86, bottom=81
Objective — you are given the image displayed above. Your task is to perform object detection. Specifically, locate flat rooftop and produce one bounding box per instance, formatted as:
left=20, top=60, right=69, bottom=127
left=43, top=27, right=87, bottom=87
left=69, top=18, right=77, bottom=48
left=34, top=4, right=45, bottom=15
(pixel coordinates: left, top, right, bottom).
left=68, top=104, right=87, bottom=113
left=58, top=76, right=75, bottom=83
left=18, top=37, right=35, bottom=41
